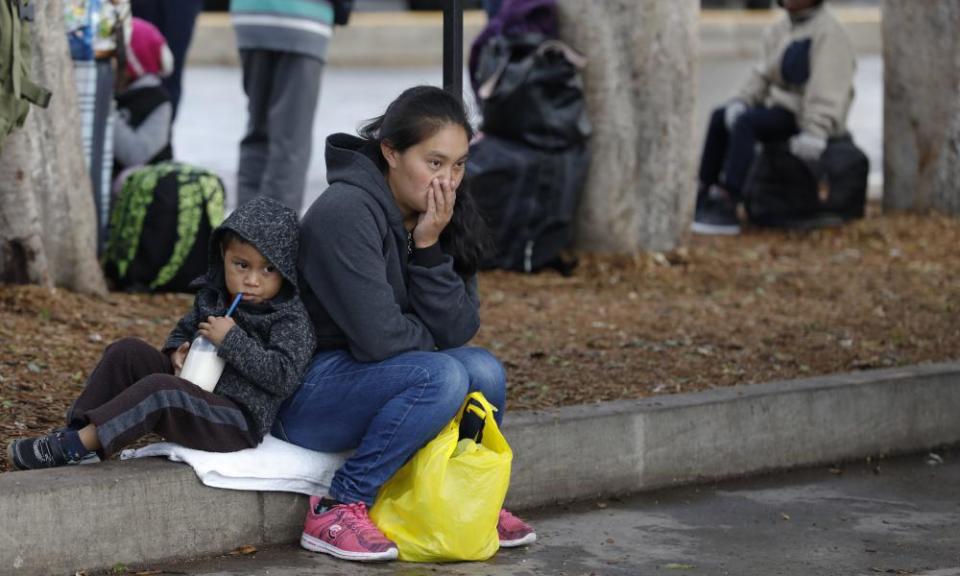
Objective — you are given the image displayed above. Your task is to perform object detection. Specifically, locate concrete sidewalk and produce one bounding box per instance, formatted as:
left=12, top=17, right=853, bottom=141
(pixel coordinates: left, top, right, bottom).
left=134, top=449, right=960, bottom=575
left=186, top=7, right=882, bottom=68
left=2, top=361, right=959, bottom=575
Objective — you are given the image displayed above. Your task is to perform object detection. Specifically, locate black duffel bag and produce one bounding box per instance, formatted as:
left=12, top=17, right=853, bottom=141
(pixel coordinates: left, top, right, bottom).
left=475, top=33, right=591, bottom=150
left=467, top=134, right=588, bottom=274
left=743, top=135, right=869, bottom=227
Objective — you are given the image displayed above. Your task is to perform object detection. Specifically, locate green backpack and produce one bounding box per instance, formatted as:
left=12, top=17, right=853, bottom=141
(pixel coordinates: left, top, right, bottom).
left=0, top=0, right=51, bottom=152
left=103, top=163, right=225, bottom=293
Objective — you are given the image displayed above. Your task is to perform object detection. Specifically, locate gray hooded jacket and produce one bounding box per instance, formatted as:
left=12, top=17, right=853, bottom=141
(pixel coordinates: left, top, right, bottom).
left=164, top=196, right=316, bottom=441
left=298, top=133, right=481, bottom=363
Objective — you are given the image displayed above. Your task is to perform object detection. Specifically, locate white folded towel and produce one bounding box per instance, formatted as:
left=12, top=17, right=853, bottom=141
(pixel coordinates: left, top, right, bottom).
left=120, top=434, right=350, bottom=496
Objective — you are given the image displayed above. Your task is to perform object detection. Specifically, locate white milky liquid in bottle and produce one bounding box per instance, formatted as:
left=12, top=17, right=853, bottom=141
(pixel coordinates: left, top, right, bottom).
left=179, top=335, right=226, bottom=392
left=178, top=292, right=242, bottom=393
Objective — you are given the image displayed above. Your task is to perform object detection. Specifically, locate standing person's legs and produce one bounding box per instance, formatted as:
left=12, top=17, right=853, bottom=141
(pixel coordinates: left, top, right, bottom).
left=275, top=350, right=468, bottom=506
left=723, top=106, right=799, bottom=199
left=258, top=52, right=323, bottom=213
left=238, top=49, right=275, bottom=208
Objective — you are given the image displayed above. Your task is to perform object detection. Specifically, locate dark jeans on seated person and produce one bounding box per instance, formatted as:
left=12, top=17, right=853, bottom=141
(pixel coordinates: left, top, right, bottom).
left=273, top=347, right=507, bottom=507
left=699, top=105, right=799, bottom=200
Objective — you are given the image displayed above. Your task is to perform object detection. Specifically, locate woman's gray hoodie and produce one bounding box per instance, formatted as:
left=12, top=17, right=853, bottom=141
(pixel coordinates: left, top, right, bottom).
left=298, top=133, right=481, bottom=363
left=164, top=196, right=316, bottom=441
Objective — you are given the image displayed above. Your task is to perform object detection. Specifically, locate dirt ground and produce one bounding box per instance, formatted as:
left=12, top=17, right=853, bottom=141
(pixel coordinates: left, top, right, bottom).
left=1, top=210, right=958, bottom=471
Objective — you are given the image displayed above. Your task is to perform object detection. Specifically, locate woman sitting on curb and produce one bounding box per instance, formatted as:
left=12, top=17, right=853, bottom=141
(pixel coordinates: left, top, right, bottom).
left=273, top=85, right=536, bottom=562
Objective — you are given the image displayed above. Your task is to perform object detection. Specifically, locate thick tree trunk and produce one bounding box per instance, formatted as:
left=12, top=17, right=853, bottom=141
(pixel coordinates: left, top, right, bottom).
left=0, top=0, right=107, bottom=295
left=882, top=0, right=960, bottom=215
left=557, top=0, right=698, bottom=253
left=0, top=131, right=50, bottom=287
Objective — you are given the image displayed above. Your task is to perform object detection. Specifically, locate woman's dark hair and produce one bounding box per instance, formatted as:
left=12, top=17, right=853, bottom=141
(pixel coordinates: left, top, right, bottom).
left=359, top=85, right=491, bottom=276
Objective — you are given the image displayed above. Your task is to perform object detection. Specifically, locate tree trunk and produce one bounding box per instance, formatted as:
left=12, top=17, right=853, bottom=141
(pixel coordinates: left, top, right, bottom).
left=0, top=0, right=107, bottom=295
left=557, top=0, right=698, bottom=253
left=882, top=0, right=960, bottom=215
left=0, top=130, right=51, bottom=287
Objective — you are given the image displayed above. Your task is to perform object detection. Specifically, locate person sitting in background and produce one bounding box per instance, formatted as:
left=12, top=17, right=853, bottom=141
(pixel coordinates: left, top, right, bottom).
left=691, top=0, right=856, bottom=235
left=113, top=17, right=175, bottom=184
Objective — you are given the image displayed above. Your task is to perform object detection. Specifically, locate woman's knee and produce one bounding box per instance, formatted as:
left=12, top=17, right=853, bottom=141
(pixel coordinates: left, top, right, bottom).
left=462, top=349, right=506, bottom=387
left=423, top=353, right=470, bottom=416
left=444, top=348, right=507, bottom=409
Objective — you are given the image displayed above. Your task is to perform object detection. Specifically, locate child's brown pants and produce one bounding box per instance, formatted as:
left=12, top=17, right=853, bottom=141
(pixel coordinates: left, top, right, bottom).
left=66, top=337, right=257, bottom=457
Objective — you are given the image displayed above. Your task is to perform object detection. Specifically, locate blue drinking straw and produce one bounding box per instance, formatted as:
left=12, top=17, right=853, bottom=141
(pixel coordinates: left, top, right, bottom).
left=225, top=293, right=243, bottom=318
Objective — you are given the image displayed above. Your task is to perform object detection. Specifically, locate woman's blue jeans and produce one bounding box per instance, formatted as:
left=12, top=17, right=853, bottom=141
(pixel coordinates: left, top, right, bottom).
left=272, top=347, right=507, bottom=506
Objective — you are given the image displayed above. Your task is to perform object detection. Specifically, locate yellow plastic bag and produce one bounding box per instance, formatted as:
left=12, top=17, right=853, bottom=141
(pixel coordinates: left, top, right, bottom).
left=370, top=391, right=512, bottom=562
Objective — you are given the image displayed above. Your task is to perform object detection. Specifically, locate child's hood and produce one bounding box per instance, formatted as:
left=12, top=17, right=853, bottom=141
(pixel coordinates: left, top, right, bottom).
left=208, top=196, right=301, bottom=294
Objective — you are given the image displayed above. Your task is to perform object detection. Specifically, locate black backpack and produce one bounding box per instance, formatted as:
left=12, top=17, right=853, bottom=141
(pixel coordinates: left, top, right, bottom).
left=474, top=33, right=591, bottom=151
left=467, top=135, right=587, bottom=274
left=103, top=162, right=224, bottom=292
left=743, top=135, right=869, bottom=227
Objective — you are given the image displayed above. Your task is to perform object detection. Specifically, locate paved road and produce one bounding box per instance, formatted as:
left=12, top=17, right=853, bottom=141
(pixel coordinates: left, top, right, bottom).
left=174, top=56, right=882, bottom=214
left=138, top=449, right=960, bottom=576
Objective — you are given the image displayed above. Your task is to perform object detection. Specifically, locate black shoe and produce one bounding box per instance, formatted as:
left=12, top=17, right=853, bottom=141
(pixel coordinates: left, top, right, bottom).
left=692, top=187, right=741, bottom=235
left=7, top=432, right=80, bottom=470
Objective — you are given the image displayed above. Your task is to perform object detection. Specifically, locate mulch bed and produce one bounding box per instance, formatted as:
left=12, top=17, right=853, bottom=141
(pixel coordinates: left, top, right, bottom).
left=2, top=210, right=958, bottom=472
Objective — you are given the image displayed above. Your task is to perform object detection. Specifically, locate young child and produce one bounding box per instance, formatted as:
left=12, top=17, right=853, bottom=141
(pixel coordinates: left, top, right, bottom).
left=7, top=196, right=316, bottom=470
left=113, top=17, right=175, bottom=181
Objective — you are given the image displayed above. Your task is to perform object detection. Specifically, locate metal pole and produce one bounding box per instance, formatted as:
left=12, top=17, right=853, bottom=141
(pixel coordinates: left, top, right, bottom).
left=443, top=0, right=464, bottom=102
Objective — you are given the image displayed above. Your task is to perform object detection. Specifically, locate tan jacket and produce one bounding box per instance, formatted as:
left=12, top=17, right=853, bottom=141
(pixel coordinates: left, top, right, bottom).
left=737, top=6, right=856, bottom=139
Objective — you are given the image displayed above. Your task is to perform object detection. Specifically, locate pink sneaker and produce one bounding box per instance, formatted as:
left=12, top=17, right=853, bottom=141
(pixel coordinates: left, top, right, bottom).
left=498, top=508, right=537, bottom=547
left=300, top=496, right=398, bottom=562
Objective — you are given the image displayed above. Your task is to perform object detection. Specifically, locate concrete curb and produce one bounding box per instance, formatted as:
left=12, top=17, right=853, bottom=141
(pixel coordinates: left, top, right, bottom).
left=186, top=7, right=881, bottom=68
left=3, top=361, right=958, bottom=575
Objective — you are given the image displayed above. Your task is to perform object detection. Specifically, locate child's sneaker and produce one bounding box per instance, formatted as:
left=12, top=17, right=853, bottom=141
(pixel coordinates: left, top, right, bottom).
left=51, top=426, right=100, bottom=464
left=498, top=508, right=537, bottom=547
left=300, top=496, right=398, bottom=562
left=6, top=432, right=78, bottom=470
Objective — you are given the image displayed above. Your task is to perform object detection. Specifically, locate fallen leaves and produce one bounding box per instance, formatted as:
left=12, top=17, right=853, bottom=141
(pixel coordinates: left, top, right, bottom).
left=2, top=212, right=960, bottom=473
left=475, top=212, right=960, bottom=414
